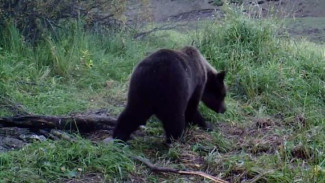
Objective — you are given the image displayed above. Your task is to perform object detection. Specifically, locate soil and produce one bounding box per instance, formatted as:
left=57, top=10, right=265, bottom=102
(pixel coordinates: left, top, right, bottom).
left=127, top=0, right=325, bottom=43
left=141, top=0, right=325, bottom=21
left=60, top=173, right=106, bottom=183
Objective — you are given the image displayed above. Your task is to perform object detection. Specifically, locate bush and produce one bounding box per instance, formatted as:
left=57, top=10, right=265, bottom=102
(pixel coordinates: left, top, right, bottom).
left=0, top=0, right=126, bottom=43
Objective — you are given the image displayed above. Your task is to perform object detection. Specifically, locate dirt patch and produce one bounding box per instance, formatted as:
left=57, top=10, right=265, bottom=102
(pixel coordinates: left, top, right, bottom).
left=126, top=0, right=325, bottom=43
left=162, top=9, right=221, bottom=22
left=60, top=173, right=106, bottom=183
left=127, top=0, right=325, bottom=23
left=218, top=117, right=286, bottom=155
left=126, top=0, right=217, bottom=23
left=176, top=129, right=214, bottom=168
left=287, top=26, right=325, bottom=43
left=291, top=144, right=314, bottom=160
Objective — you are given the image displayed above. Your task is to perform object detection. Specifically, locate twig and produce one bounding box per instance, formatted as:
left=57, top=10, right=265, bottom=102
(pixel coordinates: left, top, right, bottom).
left=246, top=170, right=274, bottom=183
left=132, top=156, right=228, bottom=183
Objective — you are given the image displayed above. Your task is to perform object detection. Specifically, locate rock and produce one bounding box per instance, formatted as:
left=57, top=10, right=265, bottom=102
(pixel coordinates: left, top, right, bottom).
left=102, top=137, right=114, bottom=144
left=0, top=127, right=32, bottom=152
left=0, top=127, right=31, bottom=137
left=19, top=134, right=47, bottom=142
left=2, top=137, right=26, bottom=150
left=0, top=145, right=7, bottom=152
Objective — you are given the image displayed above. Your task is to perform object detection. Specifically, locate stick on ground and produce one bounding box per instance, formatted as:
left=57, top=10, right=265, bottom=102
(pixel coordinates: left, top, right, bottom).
left=132, top=156, right=228, bottom=183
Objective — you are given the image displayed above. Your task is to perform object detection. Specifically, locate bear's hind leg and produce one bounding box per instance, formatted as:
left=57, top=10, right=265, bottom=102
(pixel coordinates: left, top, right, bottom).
left=113, top=106, right=152, bottom=142
left=155, top=109, right=186, bottom=144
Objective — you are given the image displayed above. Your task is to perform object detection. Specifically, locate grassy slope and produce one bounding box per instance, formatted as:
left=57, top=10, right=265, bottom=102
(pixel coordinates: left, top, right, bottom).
left=285, top=17, right=325, bottom=43
left=1, top=10, right=325, bottom=182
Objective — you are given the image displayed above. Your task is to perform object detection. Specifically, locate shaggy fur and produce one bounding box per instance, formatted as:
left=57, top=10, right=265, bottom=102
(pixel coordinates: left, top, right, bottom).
left=113, top=46, right=226, bottom=143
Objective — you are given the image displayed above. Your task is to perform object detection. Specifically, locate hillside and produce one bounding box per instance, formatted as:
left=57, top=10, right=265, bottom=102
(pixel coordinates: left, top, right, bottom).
left=1, top=1, right=325, bottom=183
left=127, top=0, right=325, bottom=43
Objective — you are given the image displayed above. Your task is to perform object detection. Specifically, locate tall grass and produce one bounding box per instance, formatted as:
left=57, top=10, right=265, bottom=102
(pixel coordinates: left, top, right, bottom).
left=198, top=12, right=325, bottom=122
left=196, top=10, right=325, bottom=182
left=0, top=20, right=187, bottom=115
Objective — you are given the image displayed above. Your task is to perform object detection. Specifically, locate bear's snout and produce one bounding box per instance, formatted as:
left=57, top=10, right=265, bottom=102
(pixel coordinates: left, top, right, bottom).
left=218, top=106, right=226, bottom=113
left=218, top=102, right=226, bottom=113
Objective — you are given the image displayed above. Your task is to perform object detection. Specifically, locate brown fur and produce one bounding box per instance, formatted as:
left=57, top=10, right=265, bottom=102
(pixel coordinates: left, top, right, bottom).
left=113, top=46, right=226, bottom=143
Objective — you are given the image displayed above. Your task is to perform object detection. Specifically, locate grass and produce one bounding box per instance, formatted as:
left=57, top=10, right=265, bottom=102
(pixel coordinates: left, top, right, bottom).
left=1, top=8, right=325, bottom=182
left=284, top=17, right=325, bottom=43
left=0, top=139, right=134, bottom=182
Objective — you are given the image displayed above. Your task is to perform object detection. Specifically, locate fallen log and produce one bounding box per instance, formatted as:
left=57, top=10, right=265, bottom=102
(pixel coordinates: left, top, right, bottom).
left=0, top=114, right=117, bottom=132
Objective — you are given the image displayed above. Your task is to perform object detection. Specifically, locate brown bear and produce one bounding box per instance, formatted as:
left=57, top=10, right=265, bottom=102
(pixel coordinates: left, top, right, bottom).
left=113, top=46, right=226, bottom=143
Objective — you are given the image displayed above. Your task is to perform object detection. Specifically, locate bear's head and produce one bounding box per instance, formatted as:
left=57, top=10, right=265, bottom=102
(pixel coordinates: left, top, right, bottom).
left=202, top=71, right=227, bottom=113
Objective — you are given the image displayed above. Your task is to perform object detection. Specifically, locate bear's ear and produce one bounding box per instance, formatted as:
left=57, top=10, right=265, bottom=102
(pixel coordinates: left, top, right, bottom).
left=216, top=71, right=226, bottom=81
left=183, top=46, right=198, bottom=57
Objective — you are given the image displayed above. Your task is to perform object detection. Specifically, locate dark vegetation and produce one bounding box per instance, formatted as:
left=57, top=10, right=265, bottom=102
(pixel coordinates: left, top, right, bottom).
left=0, top=0, right=126, bottom=43
left=0, top=0, right=325, bottom=182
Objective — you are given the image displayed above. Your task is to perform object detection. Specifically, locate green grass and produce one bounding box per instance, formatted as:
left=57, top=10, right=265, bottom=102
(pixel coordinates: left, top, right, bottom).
left=284, top=17, right=325, bottom=43
left=0, top=139, right=133, bottom=182
left=0, top=20, right=188, bottom=116
left=199, top=14, right=325, bottom=119
left=1, top=8, right=325, bottom=182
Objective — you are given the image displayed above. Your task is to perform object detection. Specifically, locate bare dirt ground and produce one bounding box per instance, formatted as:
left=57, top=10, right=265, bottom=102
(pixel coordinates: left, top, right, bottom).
left=127, top=0, right=325, bottom=43
left=139, top=0, right=325, bottom=21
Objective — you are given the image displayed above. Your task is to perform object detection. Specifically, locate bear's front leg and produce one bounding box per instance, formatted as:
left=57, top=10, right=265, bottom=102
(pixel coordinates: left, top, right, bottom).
left=191, top=110, right=213, bottom=131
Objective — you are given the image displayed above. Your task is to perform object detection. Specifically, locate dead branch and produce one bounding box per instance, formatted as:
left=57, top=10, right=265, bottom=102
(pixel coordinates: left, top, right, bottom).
left=0, top=114, right=117, bottom=133
left=247, top=170, right=274, bottom=183
left=132, top=156, right=228, bottom=183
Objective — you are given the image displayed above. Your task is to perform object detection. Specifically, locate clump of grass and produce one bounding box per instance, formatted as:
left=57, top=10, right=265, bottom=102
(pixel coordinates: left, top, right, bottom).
left=198, top=10, right=325, bottom=121
left=195, top=9, right=325, bottom=182
left=0, top=139, right=134, bottom=182
left=0, top=19, right=190, bottom=115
